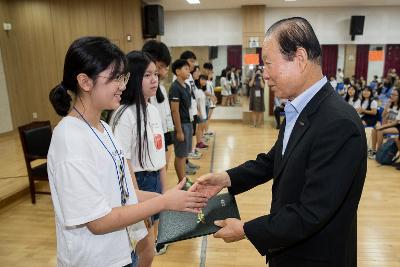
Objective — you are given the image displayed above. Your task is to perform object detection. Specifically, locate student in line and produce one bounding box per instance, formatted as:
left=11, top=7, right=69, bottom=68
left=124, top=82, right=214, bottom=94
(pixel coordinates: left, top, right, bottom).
left=203, top=63, right=217, bottom=135
left=194, top=74, right=208, bottom=149
left=142, top=41, right=174, bottom=171
left=109, top=51, right=169, bottom=265
left=179, top=51, right=201, bottom=169
left=220, top=69, right=231, bottom=106
left=47, top=37, right=206, bottom=267
left=169, top=59, right=194, bottom=182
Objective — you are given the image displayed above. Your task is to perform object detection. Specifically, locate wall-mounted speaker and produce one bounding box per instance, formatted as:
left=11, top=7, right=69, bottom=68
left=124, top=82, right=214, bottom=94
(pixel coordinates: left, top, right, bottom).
left=350, top=16, right=365, bottom=41
left=143, top=5, right=164, bottom=37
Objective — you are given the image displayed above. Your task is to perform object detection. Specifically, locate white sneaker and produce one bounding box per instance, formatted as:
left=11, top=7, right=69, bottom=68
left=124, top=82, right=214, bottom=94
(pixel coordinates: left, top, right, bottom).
left=155, top=243, right=168, bottom=255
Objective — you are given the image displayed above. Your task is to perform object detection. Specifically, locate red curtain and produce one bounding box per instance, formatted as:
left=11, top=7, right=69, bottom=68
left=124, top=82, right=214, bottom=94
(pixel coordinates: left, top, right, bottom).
left=355, top=45, right=369, bottom=80
left=384, top=44, right=400, bottom=77
left=227, top=45, right=242, bottom=69
left=321, top=45, right=338, bottom=79
left=256, top=47, right=263, bottom=66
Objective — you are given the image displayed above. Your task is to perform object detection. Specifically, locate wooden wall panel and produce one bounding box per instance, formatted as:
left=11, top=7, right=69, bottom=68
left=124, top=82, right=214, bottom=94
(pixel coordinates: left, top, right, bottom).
left=0, top=0, right=144, bottom=128
left=344, top=44, right=357, bottom=78
left=241, top=5, right=266, bottom=48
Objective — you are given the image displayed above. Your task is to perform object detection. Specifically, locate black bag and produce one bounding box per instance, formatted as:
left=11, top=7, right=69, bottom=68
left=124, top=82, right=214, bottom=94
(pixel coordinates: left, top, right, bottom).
left=376, top=138, right=399, bottom=165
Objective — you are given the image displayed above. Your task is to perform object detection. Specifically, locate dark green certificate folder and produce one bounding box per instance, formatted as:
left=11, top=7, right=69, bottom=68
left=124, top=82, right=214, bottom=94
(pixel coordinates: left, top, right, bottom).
left=157, top=193, right=241, bottom=245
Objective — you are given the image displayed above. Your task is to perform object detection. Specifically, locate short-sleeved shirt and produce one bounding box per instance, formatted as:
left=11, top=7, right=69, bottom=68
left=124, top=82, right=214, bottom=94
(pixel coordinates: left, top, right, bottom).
left=110, top=103, right=166, bottom=172
left=387, top=106, right=399, bottom=122
left=47, top=117, right=147, bottom=267
left=361, top=99, right=378, bottom=110
left=169, top=79, right=192, bottom=123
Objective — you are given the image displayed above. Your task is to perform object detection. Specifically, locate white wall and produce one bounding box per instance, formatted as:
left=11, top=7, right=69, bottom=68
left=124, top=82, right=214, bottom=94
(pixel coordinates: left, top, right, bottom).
left=162, top=6, right=400, bottom=47
left=0, top=49, right=13, bottom=133
left=367, top=45, right=386, bottom=82
left=265, top=6, right=400, bottom=44
left=161, top=9, right=242, bottom=47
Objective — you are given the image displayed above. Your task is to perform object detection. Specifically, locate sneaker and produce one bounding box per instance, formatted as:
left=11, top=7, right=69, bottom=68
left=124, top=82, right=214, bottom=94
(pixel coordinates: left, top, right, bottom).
left=202, top=136, right=210, bottom=143
left=368, top=151, right=376, bottom=160
left=185, top=165, right=197, bottom=175
left=188, top=152, right=201, bottom=160
left=155, top=243, right=168, bottom=255
left=194, top=148, right=202, bottom=156
left=196, top=142, right=209, bottom=150
left=187, top=161, right=200, bottom=169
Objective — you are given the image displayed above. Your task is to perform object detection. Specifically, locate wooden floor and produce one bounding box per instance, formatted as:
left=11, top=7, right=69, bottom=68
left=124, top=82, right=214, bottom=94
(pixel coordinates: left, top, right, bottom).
left=0, top=121, right=399, bottom=266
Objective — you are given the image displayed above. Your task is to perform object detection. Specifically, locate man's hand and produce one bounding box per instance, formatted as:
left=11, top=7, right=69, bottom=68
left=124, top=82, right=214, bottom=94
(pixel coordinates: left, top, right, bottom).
left=189, top=172, right=231, bottom=199
left=213, top=218, right=245, bottom=243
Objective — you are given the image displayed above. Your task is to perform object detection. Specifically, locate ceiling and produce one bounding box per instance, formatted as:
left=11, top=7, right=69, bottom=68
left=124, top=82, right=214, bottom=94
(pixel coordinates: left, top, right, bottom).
left=142, top=0, right=400, bottom=11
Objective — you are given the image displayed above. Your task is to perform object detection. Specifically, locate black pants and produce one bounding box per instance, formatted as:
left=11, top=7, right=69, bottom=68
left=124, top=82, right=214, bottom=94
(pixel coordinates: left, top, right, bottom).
left=274, top=107, right=285, bottom=129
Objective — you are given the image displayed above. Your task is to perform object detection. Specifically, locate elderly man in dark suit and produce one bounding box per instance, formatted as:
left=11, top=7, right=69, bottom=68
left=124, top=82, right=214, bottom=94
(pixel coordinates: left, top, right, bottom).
left=191, top=17, right=367, bottom=267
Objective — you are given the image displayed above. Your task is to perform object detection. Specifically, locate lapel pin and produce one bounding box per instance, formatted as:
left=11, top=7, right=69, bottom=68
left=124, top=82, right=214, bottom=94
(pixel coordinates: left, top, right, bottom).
left=298, top=121, right=305, bottom=126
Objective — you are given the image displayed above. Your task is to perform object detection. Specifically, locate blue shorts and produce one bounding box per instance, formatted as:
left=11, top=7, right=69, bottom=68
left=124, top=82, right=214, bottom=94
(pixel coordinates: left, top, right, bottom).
left=135, top=170, right=162, bottom=221
left=123, top=250, right=138, bottom=267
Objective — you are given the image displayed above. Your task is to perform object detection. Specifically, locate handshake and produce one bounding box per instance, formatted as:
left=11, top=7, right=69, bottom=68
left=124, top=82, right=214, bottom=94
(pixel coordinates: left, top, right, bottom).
left=163, top=172, right=246, bottom=243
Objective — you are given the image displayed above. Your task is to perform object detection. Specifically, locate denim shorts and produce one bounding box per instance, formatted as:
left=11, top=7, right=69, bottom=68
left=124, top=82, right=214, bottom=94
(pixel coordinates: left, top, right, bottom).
left=135, top=170, right=162, bottom=221
left=122, top=250, right=138, bottom=267
left=173, top=123, right=193, bottom=158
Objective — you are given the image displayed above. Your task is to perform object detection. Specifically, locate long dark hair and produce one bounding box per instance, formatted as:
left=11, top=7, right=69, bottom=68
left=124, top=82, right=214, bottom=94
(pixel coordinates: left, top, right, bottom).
left=390, top=88, right=400, bottom=110
left=142, top=40, right=171, bottom=104
left=361, top=86, right=374, bottom=108
left=49, top=36, right=126, bottom=116
left=110, top=51, right=155, bottom=168
left=344, top=86, right=359, bottom=103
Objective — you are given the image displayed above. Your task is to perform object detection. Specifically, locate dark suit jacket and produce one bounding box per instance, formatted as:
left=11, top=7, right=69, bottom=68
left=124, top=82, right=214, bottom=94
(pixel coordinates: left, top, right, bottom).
left=227, top=82, right=367, bottom=267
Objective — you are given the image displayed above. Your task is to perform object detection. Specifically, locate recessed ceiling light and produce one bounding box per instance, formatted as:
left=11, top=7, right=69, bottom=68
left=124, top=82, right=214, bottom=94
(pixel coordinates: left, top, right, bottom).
left=285, top=0, right=297, bottom=2
left=186, top=0, right=200, bottom=4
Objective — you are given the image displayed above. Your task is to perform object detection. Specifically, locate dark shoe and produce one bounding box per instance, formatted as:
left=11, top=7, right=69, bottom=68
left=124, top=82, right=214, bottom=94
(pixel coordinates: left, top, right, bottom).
left=155, top=243, right=168, bottom=255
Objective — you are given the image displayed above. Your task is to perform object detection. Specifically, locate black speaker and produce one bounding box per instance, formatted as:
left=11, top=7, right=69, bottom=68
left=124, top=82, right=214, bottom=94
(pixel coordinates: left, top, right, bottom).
left=209, top=46, right=218, bottom=59
left=143, top=5, right=164, bottom=37
left=350, top=16, right=365, bottom=41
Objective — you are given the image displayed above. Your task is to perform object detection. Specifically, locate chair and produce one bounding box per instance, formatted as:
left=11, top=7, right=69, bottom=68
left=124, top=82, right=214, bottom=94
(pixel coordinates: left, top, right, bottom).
left=18, top=121, right=52, bottom=204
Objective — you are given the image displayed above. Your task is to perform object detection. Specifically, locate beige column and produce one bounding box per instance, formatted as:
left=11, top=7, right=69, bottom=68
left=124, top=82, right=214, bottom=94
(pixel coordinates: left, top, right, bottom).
left=344, top=44, right=357, bottom=79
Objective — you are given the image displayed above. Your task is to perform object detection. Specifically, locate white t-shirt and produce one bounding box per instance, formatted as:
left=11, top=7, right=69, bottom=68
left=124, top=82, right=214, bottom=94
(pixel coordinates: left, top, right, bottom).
left=220, top=77, right=231, bottom=96
left=206, top=80, right=216, bottom=108
left=336, top=71, right=344, bottom=83
left=195, top=88, right=207, bottom=120
left=361, top=99, right=378, bottom=110
left=47, top=117, right=147, bottom=267
left=387, top=106, right=399, bottom=122
left=150, top=84, right=174, bottom=133
left=346, top=97, right=361, bottom=109
left=359, top=99, right=378, bottom=117
left=330, top=80, right=337, bottom=89
left=186, top=74, right=198, bottom=120
left=111, top=104, right=166, bottom=172
left=396, top=110, right=400, bottom=121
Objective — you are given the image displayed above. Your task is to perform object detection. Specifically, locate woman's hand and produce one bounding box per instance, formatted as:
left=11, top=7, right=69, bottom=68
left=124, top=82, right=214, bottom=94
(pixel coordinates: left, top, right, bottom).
left=161, top=178, right=208, bottom=213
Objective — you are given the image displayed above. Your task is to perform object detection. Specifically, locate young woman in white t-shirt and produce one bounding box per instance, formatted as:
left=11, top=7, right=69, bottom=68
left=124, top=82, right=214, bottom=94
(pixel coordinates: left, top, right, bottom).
left=47, top=37, right=206, bottom=267
left=343, top=85, right=361, bottom=109
left=109, top=51, right=171, bottom=264
left=369, top=88, right=400, bottom=158
left=357, top=86, right=378, bottom=127
left=220, top=69, right=231, bottom=106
